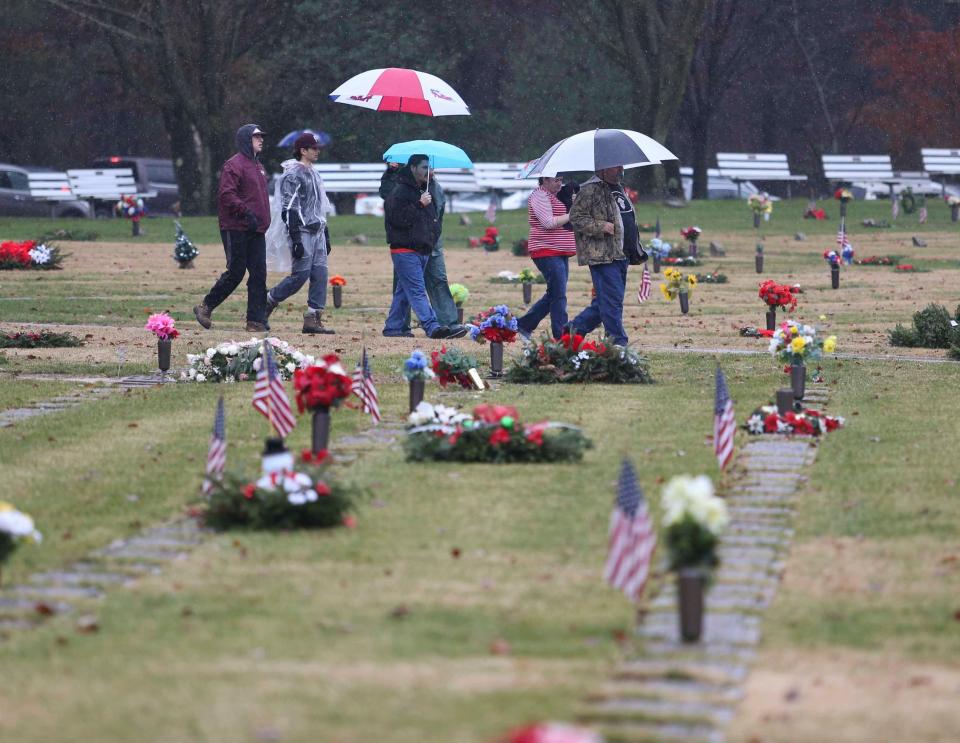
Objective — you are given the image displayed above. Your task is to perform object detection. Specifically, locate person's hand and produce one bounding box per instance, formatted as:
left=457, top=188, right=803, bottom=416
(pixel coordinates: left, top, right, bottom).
left=291, top=240, right=304, bottom=260
left=602, top=221, right=615, bottom=235
left=244, top=210, right=259, bottom=231
left=419, top=192, right=433, bottom=207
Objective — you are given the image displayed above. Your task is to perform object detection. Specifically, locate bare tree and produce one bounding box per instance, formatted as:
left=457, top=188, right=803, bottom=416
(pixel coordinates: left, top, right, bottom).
left=554, top=0, right=710, bottom=194
left=43, top=0, right=284, bottom=214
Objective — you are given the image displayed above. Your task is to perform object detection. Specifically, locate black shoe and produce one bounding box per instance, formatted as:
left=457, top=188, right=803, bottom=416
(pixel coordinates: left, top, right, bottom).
left=445, top=324, right=468, bottom=339
left=382, top=330, right=415, bottom=338
left=429, top=326, right=452, bottom=339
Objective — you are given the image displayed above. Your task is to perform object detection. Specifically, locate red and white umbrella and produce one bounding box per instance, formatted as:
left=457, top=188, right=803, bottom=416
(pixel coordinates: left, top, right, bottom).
left=329, top=67, right=470, bottom=117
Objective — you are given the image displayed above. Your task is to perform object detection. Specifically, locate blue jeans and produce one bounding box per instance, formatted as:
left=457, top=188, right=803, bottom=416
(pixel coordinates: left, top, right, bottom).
left=572, top=259, right=628, bottom=345
left=517, top=256, right=569, bottom=339
left=384, top=252, right=440, bottom=336
left=268, top=228, right=328, bottom=310
left=392, top=249, right=459, bottom=330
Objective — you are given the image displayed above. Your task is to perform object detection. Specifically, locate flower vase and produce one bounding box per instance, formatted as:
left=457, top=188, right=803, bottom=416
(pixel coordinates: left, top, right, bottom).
left=522, top=281, right=532, bottom=305
left=753, top=212, right=761, bottom=229
left=489, top=341, right=504, bottom=377
left=157, top=339, right=171, bottom=374
left=791, top=363, right=806, bottom=401
left=132, top=219, right=141, bottom=237
left=677, top=568, right=706, bottom=642
left=776, top=388, right=794, bottom=415
left=408, top=378, right=425, bottom=413
left=332, top=285, right=343, bottom=308
left=952, top=205, right=958, bottom=223
left=652, top=254, right=661, bottom=274
left=755, top=254, right=764, bottom=273
left=765, top=309, right=776, bottom=331
left=688, top=240, right=698, bottom=259
left=457, top=306, right=464, bottom=324
left=840, top=201, right=847, bottom=219
left=679, top=290, right=689, bottom=315
left=178, top=259, right=194, bottom=269
left=830, top=263, right=840, bottom=289
left=311, top=407, right=331, bottom=454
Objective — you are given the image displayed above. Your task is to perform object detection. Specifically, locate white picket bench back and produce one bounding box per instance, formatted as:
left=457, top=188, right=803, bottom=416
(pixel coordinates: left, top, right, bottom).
left=716, top=152, right=806, bottom=197
left=475, top=162, right=533, bottom=192
left=312, top=163, right=384, bottom=194
left=28, top=171, right=75, bottom=201
left=821, top=154, right=895, bottom=182
left=66, top=168, right=147, bottom=199
left=921, top=149, right=960, bottom=194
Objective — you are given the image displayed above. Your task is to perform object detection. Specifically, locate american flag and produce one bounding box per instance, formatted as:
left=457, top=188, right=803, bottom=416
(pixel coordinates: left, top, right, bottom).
left=637, top=264, right=651, bottom=303
left=252, top=341, right=297, bottom=437
left=202, top=396, right=226, bottom=495
left=351, top=347, right=381, bottom=423
left=919, top=205, right=928, bottom=224
left=836, top=221, right=851, bottom=250
left=604, top=458, right=657, bottom=602
left=714, top=366, right=736, bottom=470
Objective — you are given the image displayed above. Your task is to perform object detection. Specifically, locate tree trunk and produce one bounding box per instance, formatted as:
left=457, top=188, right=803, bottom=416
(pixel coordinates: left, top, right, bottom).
left=690, top=117, right=710, bottom=200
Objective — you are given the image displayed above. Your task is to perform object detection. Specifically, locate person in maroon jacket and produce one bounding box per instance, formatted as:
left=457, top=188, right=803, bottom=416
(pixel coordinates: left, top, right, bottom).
left=194, top=124, right=272, bottom=332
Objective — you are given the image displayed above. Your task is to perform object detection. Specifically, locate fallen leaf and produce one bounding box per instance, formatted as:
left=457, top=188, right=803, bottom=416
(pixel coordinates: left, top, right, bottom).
left=451, top=548, right=461, bottom=559
left=76, top=615, right=99, bottom=634
left=489, top=637, right=511, bottom=656
left=389, top=605, right=409, bottom=619
left=34, top=602, right=56, bottom=616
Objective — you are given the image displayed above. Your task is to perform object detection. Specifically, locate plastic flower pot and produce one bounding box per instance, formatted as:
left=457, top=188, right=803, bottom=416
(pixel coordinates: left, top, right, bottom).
left=677, top=568, right=706, bottom=642
left=332, top=285, right=343, bottom=308
left=489, top=342, right=504, bottom=377
left=408, top=378, right=425, bottom=413
left=755, top=254, right=764, bottom=273
left=830, top=264, right=840, bottom=289
left=157, top=339, right=171, bottom=374
left=753, top=212, right=761, bottom=229
left=791, top=363, right=806, bottom=401
left=132, top=219, right=141, bottom=237
left=765, top=309, right=776, bottom=331
left=522, top=281, right=532, bottom=305
left=776, top=388, right=794, bottom=415
left=952, top=205, right=959, bottom=223
left=652, top=254, right=661, bottom=274
left=457, top=306, right=464, bottom=324
left=311, top=407, right=331, bottom=455
left=679, top=289, right=690, bottom=315
left=688, top=240, right=698, bottom=258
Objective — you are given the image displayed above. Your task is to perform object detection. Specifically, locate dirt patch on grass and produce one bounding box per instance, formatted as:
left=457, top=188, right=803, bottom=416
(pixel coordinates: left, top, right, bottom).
left=728, top=647, right=960, bottom=743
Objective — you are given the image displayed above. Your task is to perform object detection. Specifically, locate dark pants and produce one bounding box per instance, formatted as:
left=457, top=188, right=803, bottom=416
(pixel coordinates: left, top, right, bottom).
left=517, top=256, right=569, bottom=340
left=572, top=259, right=628, bottom=345
left=203, top=229, right=267, bottom=323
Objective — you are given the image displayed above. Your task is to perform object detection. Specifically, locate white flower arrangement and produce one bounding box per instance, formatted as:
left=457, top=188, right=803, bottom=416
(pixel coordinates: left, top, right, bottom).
left=0, top=501, right=43, bottom=577
left=255, top=471, right=318, bottom=506
left=28, top=244, right=53, bottom=265
left=661, top=475, right=728, bottom=536
left=407, top=401, right=473, bottom=432
left=182, top=337, right=315, bottom=383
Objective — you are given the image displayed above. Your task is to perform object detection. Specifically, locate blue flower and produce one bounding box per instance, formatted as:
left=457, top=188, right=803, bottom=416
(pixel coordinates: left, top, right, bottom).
left=494, top=304, right=510, bottom=316
left=404, top=350, right=428, bottom=371
left=467, top=324, right=481, bottom=340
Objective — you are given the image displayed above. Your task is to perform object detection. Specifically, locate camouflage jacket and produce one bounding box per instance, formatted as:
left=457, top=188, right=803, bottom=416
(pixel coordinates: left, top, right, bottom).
left=568, top=176, right=624, bottom=266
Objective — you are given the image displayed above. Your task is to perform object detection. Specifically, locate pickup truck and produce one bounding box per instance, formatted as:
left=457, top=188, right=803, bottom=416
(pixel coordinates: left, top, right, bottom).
left=0, top=162, right=91, bottom=218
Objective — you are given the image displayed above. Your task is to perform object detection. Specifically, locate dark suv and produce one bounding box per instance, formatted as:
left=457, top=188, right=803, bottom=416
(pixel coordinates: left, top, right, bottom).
left=0, top=162, right=91, bottom=218
left=91, top=156, right=181, bottom=215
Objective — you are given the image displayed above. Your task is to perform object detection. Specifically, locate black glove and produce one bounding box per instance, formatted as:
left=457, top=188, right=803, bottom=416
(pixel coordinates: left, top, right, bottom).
left=244, top=210, right=258, bottom=231
left=324, top=225, right=332, bottom=254
left=291, top=240, right=304, bottom=260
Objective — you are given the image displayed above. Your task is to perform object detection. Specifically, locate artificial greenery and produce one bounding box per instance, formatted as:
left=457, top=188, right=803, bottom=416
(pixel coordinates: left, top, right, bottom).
left=695, top=271, right=728, bottom=284
left=0, top=330, right=83, bottom=348
left=37, top=228, right=99, bottom=242
left=506, top=334, right=654, bottom=384
left=888, top=303, right=959, bottom=349
left=404, top=422, right=591, bottom=463
left=664, top=513, right=720, bottom=572
left=203, top=464, right=357, bottom=531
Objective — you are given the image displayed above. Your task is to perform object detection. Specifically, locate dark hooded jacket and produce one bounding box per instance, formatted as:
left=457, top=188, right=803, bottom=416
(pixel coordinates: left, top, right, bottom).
left=217, top=124, right=271, bottom=233
left=383, top=165, right=440, bottom=254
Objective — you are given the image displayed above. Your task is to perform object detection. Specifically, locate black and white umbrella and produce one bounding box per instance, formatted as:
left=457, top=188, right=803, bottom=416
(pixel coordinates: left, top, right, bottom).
left=524, top=128, right=677, bottom=177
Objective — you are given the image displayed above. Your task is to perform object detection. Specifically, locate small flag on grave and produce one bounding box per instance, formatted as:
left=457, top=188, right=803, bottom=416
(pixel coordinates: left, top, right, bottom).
left=252, top=341, right=297, bottom=438
left=714, top=365, right=736, bottom=470
left=604, top=459, right=657, bottom=602
left=352, top=347, right=381, bottom=423
left=202, top=396, right=226, bottom=494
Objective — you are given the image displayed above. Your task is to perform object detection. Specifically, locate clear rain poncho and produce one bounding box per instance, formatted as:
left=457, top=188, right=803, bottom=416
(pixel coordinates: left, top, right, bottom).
left=266, top=159, right=334, bottom=272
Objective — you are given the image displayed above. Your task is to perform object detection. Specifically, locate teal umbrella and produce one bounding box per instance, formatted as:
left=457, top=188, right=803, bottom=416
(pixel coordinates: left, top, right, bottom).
left=383, top=139, right=473, bottom=169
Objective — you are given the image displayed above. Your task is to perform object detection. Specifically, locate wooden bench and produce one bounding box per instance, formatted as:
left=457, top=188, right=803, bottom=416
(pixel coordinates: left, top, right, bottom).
left=716, top=153, right=807, bottom=198
left=28, top=171, right=75, bottom=201
left=821, top=154, right=899, bottom=198
left=921, top=149, right=960, bottom=194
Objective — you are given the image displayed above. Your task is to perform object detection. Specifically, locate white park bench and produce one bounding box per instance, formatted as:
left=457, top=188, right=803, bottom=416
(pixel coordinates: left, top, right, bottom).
left=67, top=168, right=154, bottom=200
left=921, top=148, right=960, bottom=194
left=312, top=162, right=384, bottom=194
left=28, top=171, right=75, bottom=201
left=716, top=153, right=807, bottom=198
left=821, top=154, right=900, bottom=198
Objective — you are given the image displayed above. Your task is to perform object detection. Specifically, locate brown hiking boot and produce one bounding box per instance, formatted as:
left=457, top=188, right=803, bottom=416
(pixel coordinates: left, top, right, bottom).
left=302, top=310, right=335, bottom=335
left=193, top=303, right=213, bottom=329
left=245, top=321, right=267, bottom=334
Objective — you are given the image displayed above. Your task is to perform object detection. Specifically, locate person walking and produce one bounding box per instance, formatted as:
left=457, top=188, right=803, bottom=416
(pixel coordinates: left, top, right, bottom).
left=568, top=165, right=628, bottom=346
left=516, top=175, right=577, bottom=340
left=194, top=124, right=271, bottom=332
left=263, top=132, right=335, bottom=334
left=382, top=155, right=466, bottom=339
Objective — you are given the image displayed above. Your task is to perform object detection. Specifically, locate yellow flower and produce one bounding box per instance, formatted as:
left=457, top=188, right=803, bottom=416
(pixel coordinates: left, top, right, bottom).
left=0, top=501, right=13, bottom=513
left=791, top=336, right=806, bottom=353
left=791, top=326, right=799, bottom=335
left=687, top=275, right=697, bottom=287
left=660, top=283, right=671, bottom=300
left=823, top=336, right=837, bottom=353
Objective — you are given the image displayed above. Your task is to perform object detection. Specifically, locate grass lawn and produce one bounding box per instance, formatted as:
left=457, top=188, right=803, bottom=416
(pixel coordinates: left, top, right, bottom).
left=1, top=207, right=959, bottom=741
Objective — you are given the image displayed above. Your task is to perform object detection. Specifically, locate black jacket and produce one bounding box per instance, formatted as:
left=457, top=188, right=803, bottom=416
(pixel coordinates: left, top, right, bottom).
left=384, top=166, right=440, bottom=254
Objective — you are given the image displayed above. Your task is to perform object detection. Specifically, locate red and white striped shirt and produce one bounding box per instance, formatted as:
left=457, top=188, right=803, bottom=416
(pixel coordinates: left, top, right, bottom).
left=527, top=188, right=576, bottom=259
